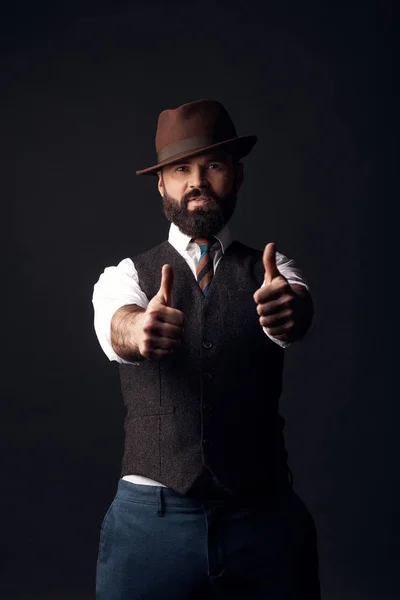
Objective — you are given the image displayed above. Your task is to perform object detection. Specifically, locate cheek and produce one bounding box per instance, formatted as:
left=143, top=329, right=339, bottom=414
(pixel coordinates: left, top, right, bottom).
left=169, top=184, right=183, bottom=198
left=164, top=178, right=185, bottom=199
left=212, top=173, right=234, bottom=195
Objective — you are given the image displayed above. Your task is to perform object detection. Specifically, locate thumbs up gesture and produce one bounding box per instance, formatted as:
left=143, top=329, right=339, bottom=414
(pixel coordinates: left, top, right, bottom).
left=138, top=264, right=185, bottom=360
left=253, top=243, right=296, bottom=342
left=155, top=263, right=175, bottom=307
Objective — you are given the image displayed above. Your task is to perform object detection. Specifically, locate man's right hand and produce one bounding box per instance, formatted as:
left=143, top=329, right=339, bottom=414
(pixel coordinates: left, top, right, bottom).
left=136, top=264, right=185, bottom=360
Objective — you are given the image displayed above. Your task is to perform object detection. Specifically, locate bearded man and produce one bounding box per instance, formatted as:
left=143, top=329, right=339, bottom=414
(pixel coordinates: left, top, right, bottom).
left=92, top=99, right=320, bottom=599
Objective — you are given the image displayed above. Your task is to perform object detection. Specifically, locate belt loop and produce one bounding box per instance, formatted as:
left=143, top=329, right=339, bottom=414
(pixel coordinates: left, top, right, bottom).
left=157, top=487, right=165, bottom=517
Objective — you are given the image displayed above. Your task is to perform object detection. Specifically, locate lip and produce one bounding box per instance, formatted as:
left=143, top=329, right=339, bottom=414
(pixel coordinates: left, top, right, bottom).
left=189, top=197, right=212, bottom=204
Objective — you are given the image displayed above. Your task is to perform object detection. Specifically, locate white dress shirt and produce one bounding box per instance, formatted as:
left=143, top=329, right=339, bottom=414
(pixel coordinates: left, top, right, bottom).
left=92, top=222, right=310, bottom=487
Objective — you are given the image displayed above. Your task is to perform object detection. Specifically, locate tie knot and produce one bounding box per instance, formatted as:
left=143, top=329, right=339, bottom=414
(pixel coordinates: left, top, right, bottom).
left=193, top=237, right=215, bottom=251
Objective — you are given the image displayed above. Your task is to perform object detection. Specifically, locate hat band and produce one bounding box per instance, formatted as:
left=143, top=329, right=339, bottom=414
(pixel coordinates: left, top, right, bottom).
left=157, top=135, right=224, bottom=163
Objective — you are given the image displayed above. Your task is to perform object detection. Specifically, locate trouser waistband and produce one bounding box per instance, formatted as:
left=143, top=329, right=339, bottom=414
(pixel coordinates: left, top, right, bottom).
left=116, top=471, right=292, bottom=512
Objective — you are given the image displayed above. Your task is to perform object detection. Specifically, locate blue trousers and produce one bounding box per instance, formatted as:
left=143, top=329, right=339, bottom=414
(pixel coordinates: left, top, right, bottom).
left=96, top=479, right=320, bottom=599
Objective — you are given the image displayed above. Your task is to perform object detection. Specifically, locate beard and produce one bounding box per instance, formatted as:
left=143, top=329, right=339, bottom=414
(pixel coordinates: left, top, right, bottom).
left=162, top=183, right=238, bottom=239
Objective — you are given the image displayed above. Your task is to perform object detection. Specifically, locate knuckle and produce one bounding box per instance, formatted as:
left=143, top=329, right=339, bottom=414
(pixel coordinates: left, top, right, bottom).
left=144, top=320, right=158, bottom=335
left=147, top=307, right=160, bottom=320
left=142, top=330, right=151, bottom=343
left=142, top=323, right=151, bottom=334
left=143, top=312, right=155, bottom=327
left=142, top=339, right=153, bottom=352
left=277, top=283, right=289, bottom=296
left=278, top=295, right=292, bottom=309
left=273, top=279, right=285, bottom=291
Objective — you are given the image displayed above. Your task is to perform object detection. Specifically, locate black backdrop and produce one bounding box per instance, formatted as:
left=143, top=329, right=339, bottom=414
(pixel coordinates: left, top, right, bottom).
left=2, top=1, right=394, bottom=599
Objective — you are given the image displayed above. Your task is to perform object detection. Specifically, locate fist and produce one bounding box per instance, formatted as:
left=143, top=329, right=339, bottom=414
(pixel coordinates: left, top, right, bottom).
left=138, top=264, right=185, bottom=360
left=253, top=243, right=296, bottom=341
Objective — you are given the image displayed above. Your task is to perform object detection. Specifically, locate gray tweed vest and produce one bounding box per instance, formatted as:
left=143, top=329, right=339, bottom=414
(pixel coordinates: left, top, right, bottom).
left=119, top=239, right=289, bottom=495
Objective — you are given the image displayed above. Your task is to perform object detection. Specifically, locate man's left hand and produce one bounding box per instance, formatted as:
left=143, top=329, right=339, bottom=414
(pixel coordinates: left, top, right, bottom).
left=253, top=242, right=298, bottom=343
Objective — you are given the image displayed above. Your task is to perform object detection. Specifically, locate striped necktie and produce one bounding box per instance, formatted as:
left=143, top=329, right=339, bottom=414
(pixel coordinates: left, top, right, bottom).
left=194, top=237, right=215, bottom=295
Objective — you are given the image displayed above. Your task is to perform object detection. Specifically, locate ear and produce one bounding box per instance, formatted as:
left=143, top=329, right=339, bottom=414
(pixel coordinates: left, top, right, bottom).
left=157, top=171, right=164, bottom=197
left=234, top=162, right=244, bottom=192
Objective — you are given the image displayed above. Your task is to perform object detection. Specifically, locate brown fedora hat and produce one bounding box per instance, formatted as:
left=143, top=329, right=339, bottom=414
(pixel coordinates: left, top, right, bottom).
left=136, top=99, right=257, bottom=176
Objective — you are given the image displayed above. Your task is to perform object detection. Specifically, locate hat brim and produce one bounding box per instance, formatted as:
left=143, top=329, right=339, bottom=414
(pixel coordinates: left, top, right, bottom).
left=135, top=135, right=257, bottom=176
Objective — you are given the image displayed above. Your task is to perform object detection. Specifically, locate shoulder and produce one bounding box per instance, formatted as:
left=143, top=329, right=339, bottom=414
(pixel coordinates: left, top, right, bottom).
left=131, top=240, right=170, bottom=263
left=227, top=240, right=264, bottom=285
left=229, top=240, right=263, bottom=259
left=230, top=240, right=292, bottom=265
left=229, top=240, right=263, bottom=261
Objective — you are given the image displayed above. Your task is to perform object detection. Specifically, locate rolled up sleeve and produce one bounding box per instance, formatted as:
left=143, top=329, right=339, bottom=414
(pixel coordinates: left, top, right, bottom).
left=92, top=258, right=149, bottom=362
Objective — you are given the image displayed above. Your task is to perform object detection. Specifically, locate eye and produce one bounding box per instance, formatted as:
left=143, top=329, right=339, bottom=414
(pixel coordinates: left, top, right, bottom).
left=174, top=165, right=190, bottom=173
left=208, top=162, right=222, bottom=170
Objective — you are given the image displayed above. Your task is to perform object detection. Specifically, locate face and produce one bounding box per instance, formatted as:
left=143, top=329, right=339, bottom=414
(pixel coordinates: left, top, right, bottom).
left=157, top=151, right=243, bottom=238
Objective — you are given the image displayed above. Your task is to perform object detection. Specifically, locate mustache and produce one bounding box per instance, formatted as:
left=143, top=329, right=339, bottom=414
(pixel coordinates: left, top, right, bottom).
left=183, top=188, right=218, bottom=205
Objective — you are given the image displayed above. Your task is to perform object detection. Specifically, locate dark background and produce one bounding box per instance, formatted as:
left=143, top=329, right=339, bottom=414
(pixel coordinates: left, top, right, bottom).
left=2, top=1, right=394, bottom=598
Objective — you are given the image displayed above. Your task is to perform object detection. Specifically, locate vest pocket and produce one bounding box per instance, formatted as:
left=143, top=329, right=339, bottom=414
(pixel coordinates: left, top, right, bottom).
left=119, top=362, right=175, bottom=417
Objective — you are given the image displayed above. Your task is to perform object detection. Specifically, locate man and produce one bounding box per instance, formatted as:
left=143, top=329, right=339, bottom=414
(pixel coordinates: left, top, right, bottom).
left=92, top=99, right=320, bottom=599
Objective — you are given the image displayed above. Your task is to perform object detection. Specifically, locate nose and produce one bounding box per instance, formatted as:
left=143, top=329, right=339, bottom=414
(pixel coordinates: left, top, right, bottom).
left=189, top=166, right=208, bottom=189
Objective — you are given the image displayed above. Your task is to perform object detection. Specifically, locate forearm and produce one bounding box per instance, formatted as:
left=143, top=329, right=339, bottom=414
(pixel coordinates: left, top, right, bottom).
left=111, top=304, right=146, bottom=362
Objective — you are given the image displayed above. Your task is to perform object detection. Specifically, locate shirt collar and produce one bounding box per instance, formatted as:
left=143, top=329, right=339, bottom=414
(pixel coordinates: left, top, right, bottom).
left=168, top=221, right=232, bottom=255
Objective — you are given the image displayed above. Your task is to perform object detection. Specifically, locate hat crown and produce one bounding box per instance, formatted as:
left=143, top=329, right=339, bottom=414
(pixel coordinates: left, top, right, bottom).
left=155, top=99, right=237, bottom=154
left=135, top=99, right=257, bottom=175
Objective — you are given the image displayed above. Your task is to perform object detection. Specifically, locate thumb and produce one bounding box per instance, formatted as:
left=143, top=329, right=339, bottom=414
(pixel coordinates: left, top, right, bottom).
left=263, top=242, right=280, bottom=284
left=157, top=264, right=174, bottom=306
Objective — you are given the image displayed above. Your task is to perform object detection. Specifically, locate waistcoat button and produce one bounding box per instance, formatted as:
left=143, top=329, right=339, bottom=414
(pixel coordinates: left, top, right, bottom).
left=203, top=372, right=212, bottom=380
left=202, top=341, right=213, bottom=349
